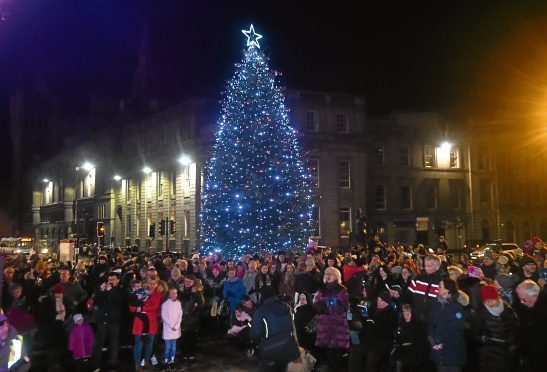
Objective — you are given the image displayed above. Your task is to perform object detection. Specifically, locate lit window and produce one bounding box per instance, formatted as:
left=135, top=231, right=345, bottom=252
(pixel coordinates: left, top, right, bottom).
left=450, top=147, right=460, bottom=168
left=339, top=208, right=351, bottom=237
left=424, top=145, right=436, bottom=168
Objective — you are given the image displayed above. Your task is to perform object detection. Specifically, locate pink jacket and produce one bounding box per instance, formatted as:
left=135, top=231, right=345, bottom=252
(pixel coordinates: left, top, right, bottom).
left=69, top=322, right=95, bottom=360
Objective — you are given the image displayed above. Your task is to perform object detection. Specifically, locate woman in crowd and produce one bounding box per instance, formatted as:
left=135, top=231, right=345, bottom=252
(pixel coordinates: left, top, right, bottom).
left=254, top=263, right=274, bottom=305
left=428, top=277, right=467, bottom=372
left=179, top=274, right=205, bottom=362
left=278, top=262, right=296, bottom=305
left=313, top=267, right=349, bottom=371
left=130, top=277, right=162, bottom=370
left=471, top=284, right=519, bottom=372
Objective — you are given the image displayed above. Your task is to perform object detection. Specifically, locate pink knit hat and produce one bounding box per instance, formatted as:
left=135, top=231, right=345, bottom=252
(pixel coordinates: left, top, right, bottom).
left=466, top=265, right=484, bottom=280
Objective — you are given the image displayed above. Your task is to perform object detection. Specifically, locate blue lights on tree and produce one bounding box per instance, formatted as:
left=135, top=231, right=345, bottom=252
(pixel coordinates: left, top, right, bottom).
left=200, top=25, right=314, bottom=258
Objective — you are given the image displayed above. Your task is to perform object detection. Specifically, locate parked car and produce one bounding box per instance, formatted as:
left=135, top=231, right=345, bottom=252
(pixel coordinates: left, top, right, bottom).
left=470, top=241, right=523, bottom=262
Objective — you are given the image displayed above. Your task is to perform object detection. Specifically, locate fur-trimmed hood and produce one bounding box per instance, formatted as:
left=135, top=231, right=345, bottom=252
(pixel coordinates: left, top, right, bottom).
left=456, top=290, right=470, bottom=307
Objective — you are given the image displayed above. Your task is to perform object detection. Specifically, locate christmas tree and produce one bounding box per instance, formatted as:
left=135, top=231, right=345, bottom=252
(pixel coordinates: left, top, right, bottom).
left=201, top=25, right=314, bottom=258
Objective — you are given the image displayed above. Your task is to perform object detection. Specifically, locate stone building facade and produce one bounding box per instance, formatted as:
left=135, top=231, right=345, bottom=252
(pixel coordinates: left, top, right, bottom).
left=29, top=91, right=547, bottom=253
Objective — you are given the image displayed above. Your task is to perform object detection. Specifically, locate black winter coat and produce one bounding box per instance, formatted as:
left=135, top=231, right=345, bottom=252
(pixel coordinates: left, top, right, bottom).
left=471, top=301, right=519, bottom=372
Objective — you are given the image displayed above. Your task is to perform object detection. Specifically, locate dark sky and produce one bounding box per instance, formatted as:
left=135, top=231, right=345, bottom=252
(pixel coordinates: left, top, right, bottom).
left=2, top=0, right=547, bottom=208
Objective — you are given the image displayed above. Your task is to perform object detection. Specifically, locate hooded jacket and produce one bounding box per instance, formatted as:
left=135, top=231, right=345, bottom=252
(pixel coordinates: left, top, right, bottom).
left=161, top=298, right=183, bottom=340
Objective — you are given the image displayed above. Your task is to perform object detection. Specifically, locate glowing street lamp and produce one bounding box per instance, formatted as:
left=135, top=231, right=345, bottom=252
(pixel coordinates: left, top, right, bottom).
left=81, top=162, right=95, bottom=171
left=113, top=175, right=122, bottom=181
left=142, top=166, right=152, bottom=174
left=42, top=178, right=49, bottom=183
left=178, top=155, right=191, bottom=166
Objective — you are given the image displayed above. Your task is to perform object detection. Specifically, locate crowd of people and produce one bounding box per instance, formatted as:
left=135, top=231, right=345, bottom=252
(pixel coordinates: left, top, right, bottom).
left=0, top=235, right=546, bottom=372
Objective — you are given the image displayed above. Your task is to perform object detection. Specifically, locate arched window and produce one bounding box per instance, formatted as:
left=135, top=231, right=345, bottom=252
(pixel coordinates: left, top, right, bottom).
left=481, top=219, right=491, bottom=241
left=116, top=205, right=123, bottom=220
left=505, top=220, right=516, bottom=242
left=523, top=221, right=532, bottom=241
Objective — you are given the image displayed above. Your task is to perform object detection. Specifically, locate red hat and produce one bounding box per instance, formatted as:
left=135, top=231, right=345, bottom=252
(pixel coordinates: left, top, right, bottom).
left=480, top=284, right=499, bottom=302
left=51, top=283, right=65, bottom=294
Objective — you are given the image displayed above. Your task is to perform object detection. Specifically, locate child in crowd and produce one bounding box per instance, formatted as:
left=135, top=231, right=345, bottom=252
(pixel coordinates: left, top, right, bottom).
left=161, top=288, right=183, bottom=365
left=227, top=304, right=252, bottom=343
left=68, top=313, right=95, bottom=366
left=128, top=279, right=150, bottom=334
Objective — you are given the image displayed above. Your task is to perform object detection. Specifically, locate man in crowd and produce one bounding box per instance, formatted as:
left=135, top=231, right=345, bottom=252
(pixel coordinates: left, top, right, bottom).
left=515, top=280, right=547, bottom=372
left=408, top=254, right=443, bottom=371
left=91, top=272, right=124, bottom=372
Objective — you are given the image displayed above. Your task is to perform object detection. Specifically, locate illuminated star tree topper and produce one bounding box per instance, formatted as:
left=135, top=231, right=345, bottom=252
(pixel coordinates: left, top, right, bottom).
left=242, top=24, right=263, bottom=49
left=200, top=25, right=314, bottom=258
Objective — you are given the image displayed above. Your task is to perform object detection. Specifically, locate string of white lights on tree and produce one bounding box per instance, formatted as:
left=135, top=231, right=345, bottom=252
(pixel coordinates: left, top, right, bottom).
left=200, top=25, right=314, bottom=258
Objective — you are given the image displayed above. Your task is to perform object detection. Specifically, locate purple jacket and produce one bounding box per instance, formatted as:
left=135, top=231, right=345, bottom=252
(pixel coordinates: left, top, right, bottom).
left=68, top=322, right=95, bottom=360
left=313, top=283, right=350, bottom=349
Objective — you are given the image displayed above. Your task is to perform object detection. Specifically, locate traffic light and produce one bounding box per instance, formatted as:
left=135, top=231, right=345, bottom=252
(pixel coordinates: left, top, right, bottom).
left=169, top=220, right=176, bottom=234
left=159, top=219, right=166, bottom=235
left=96, top=221, right=105, bottom=237
left=149, top=223, right=156, bottom=238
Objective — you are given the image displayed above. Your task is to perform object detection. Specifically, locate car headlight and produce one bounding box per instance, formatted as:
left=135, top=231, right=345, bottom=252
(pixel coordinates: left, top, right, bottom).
left=14, top=249, right=21, bottom=254
left=41, top=248, right=49, bottom=254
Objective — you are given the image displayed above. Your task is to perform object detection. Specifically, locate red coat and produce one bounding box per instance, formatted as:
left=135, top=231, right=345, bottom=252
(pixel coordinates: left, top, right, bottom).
left=130, top=289, right=162, bottom=335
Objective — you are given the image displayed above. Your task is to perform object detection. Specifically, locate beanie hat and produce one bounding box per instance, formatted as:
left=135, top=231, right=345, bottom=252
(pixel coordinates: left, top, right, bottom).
left=497, top=255, right=509, bottom=265
left=466, top=265, right=485, bottom=280
left=73, top=313, right=83, bottom=323
left=520, top=254, right=537, bottom=268
left=377, top=290, right=392, bottom=304
left=495, top=273, right=514, bottom=290
left=480, top=284, right=500, bottom=302
left=51, top=283, right=65, bottom=294
left=482, top=250, right=495, bottom=260
left=327, top=252, right=337, bottom=261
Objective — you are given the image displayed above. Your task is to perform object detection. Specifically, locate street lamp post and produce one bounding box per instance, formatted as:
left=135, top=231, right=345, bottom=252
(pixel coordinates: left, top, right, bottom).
left=74, top=166, right=80, bottom=256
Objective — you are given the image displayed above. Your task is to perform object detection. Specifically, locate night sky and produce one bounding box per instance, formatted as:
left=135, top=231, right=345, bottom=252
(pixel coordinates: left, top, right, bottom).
left=2, top=0, right=547, bottom=209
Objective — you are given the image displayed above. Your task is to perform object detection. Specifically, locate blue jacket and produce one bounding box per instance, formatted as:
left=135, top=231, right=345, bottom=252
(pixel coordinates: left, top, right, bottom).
left=223, top=277, right=246, bottom=309
left=428, top=295, right=466, bottom=366
left=251, top=297, right=293, bottom=342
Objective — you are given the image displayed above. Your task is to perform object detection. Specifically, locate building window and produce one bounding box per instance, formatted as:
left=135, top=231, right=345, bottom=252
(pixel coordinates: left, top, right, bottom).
left=308, top=159, right=319, bottom=188
left=374, top=143, right=384, bottom=166
left=339, top=207, right=351, bottom=237
left=505, top=220, right=515, bottom=242
left=426, top=183, right=437, bottom=209
left=401, top=185, right=412, bottom=210
left=306, top=111, right=318, bottom=131
left=157, top=171, right=163, bottom=198
left=479, top=180, right=491, bottom=205
left=136, top=179, right=141, bottom=201
left=424, top=145, right=436, bottom=168
left=97, top=205, right=105, bottom=219
left=477, top=147, right=489, bottom=170
left=136, top=208, right=141, bottom=237
left=170, top=170, right=176, bottom=196
left=125, top=179, right=131, bottom=202
left=126, top=214, right=132, bottom=235
left=339, top=160, right=350, bottom=188
left=450, top=183, right=462, bottom=210
left=450, top=147, right=461, bottom=168
left=375, top=185, right=386, bottom=210
left=311, top=206, right=320, bottom=237
left=400, top=145, right=410, bottom=167
left=336, top=113, right=348, bottom=133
